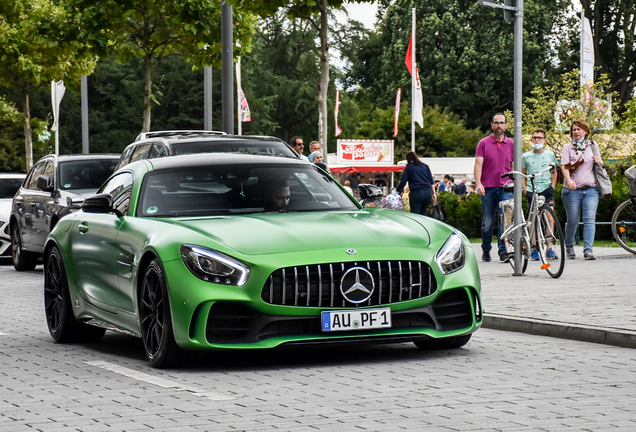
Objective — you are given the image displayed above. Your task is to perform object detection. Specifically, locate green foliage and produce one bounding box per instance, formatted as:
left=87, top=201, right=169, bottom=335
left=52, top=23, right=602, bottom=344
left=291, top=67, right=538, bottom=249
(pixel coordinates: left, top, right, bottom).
left=435, top=191, right=482, bottom=239
left=350, top=0, right=572, bottom=130
left=620, top=97, right=636, bottom=133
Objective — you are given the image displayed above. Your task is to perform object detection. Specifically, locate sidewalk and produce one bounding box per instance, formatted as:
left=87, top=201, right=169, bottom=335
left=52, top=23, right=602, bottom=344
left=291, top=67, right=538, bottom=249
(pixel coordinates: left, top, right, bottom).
left=474, top=244, right=636, bottom=348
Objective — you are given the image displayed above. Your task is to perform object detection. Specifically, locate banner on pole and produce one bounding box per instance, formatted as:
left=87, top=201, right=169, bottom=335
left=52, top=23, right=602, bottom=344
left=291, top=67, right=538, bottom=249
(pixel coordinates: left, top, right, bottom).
left=239, top=88, right=251, bottom=122
left=51, top=80, right=66, bottom=132
left=337, top=139, right=393, bottom=164
left=580, top=11, right=594, bottom=87
left=335, top=89, right=342, bottom=136
left=394, top=88, right=401, bottom=137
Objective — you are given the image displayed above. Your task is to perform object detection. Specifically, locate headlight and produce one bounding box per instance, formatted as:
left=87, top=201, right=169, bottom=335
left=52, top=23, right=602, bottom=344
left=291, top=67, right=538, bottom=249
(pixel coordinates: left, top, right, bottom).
left=180, top=245, right=250, bottom=286
left=435, top=233, right=465, bottom=274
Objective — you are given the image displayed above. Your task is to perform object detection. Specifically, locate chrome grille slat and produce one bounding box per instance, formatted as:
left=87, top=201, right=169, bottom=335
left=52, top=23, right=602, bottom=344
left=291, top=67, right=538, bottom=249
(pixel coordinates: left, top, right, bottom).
left=262, top=260, right=437, bottom=307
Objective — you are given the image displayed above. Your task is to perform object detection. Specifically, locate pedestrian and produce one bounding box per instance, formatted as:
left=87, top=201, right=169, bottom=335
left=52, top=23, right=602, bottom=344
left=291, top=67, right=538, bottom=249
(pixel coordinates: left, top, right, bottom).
left=438, top=178, right=446, bottom=192
left=454, top=177, right=468, bottom=195
left=308, top=151, right=323, bottom=163
left=445, top=175, right=456, bottom=193
left=289, top=136, right=309, bottom=161
left=522, top=128, right=558, bottom=260
left=561, top=119, right=603, bottom=260
left=474, top=113, right=514, bottom=262
left=309, top=141, right=322, bottom=154
left=396, top=151, right=436, bottom=216
left=342, top=180, right=354, bottom=195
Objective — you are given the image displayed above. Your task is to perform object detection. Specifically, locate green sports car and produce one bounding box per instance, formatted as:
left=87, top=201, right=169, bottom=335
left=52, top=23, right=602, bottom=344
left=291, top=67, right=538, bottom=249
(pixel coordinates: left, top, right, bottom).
left=44, top=153, right=482, bottom=367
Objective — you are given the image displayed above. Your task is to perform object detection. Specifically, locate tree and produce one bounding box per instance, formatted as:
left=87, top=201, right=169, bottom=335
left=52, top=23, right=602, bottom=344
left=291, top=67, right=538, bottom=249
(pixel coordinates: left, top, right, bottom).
left=347, top=0, right=573, bottom=131
left=580, top=0, right=636, bottom=116
left=0, top=0, right=96, bottom=169
left=239, top=0, right=369, bottom=147
left=66, top=0, right=256, bottom=132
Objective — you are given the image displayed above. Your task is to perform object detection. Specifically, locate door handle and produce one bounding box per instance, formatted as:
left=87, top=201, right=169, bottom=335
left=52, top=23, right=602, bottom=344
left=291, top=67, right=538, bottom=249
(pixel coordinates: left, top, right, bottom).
left=78, top=222, right=88, bottom=234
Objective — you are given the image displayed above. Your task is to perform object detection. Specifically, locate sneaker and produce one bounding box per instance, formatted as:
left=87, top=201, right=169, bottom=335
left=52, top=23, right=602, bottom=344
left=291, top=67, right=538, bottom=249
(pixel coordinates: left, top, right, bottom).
left=584, top=250, right=596, bottom=260
left=546, top=248, right=558, bottom=260
left=499, top=253, right=509, bottom=263
left=482, top=251, right=492, bottom=262
left=566, top=247, right=576, bottom=260
left=530, top=249, right=540, bottom=261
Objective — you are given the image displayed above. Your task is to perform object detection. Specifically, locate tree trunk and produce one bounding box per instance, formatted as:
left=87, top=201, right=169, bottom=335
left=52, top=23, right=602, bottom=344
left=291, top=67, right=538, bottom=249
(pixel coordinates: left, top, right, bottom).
left=142, top=55, right=152, bottom=132
left=22, top=92, right=33, bottom=171
left=317, top=0, right=329, bottom=147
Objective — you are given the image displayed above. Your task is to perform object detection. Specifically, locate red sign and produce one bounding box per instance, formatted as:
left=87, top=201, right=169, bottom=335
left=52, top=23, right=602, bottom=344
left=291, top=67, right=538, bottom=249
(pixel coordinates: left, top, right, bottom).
left=337, top=140, right=393, bottom=165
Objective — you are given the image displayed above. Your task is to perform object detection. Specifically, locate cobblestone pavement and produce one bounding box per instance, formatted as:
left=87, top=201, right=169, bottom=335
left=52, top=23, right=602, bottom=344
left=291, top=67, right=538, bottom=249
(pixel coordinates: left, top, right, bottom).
left=1, top=263, right=636, bottom=431
left=474, top=245, right=636, bottom=347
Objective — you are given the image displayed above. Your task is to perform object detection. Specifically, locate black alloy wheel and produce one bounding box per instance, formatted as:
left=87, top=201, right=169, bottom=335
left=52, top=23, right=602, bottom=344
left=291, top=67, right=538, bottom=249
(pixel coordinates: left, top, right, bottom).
left=44, top=246, right=105, bottom=343
left=140, top=259, right=184, bottom=368
left=12, top=224, right=36, bottom=271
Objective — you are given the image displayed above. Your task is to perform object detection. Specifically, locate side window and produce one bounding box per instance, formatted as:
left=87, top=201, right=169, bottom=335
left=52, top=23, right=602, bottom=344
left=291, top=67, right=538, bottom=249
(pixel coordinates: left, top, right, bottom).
left=147, top=143, right=167, bottom=159
left=101, top=173, right=134, bottom=216
left=129, top=144, right=152, bottom=165
left=116, top=146, right=135, bottom=170
left=43, top=161, right=54, bottom=188
left=26, top=161, right=48, bottom=190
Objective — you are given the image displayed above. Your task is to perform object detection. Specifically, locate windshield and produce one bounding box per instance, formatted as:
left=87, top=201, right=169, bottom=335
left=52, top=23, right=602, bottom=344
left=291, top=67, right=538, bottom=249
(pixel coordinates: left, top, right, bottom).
left=59, top=159, right=118, bottom=190
left=171, top=139, right=298, bottom=158
left=138, top=163, right=358, bottom=217
left=0, top=178, right=23, bottom=198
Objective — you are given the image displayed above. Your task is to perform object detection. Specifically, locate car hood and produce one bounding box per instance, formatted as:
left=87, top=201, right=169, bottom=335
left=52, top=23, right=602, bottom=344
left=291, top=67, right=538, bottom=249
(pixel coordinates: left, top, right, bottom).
left=173, top=210, right=433, bottom=256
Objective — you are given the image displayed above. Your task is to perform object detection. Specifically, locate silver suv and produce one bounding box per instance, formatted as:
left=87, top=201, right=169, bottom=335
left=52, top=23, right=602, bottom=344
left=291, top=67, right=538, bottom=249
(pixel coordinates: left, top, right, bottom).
left=115, top=131, right=299, bottom=171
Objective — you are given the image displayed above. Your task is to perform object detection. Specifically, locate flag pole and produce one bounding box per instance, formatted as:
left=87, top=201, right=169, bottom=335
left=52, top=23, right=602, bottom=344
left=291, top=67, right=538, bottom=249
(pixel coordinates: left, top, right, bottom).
left=411, top=8, right=415, bottom=152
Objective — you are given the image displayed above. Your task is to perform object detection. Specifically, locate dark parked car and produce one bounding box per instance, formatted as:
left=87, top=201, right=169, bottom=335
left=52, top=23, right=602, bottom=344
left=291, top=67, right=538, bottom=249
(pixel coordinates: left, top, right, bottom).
left=115, top=130, right=299, bottom=171
left=10, top=154, right=119, bottom=270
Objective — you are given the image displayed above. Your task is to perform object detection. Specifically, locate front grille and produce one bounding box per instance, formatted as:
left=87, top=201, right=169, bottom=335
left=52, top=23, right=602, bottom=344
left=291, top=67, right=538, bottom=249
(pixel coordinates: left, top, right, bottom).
left=261, top=261, right=437, bottom=308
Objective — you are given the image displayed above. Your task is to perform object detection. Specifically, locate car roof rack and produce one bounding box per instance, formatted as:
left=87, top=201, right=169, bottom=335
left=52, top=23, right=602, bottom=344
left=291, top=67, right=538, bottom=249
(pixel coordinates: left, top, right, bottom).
left=135, top=130, right=227, bottom=141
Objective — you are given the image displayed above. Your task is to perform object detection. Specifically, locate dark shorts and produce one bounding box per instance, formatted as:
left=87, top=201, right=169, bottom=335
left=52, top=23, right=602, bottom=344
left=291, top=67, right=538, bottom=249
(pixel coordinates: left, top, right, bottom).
left=526, top=186, right=554, bottom=209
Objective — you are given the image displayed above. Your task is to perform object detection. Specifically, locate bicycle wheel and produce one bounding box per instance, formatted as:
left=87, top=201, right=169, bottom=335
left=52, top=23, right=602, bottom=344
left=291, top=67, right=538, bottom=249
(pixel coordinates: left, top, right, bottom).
left=611, top=198, right=636, bottom=254
left=537, top=205, right=565, bottom=278
left=507, top=235, right=529, bottom=274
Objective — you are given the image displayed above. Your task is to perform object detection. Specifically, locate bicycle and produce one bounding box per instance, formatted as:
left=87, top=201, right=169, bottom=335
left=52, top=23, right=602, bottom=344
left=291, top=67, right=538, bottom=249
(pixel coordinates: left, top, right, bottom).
left=611, top=164, right=636, bottom=254
left=499, top=162, right=565, bottom=278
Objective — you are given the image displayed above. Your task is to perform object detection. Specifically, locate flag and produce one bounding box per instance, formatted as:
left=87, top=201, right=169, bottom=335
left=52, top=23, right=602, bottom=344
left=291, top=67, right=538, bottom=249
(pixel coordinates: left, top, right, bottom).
left=580, top=11, right=594, bottom=87
left=394, top=88, right=401, bottom=137
left=51, top=80, right=66, bottom=132
left=413, top=68, right=424, bottom=128
left=334, top=89, right=342, bottom=136
left=239, top=88, right=251, bottom=122
left=404, top=33, right=413, bottom=76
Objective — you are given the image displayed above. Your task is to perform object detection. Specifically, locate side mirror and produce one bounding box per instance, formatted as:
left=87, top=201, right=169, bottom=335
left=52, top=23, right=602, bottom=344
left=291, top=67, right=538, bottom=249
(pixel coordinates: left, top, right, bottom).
left=36, top=175, right=54, bottom=192
left=357, top=183, right=383, bottom=206
left=81, top=193, right=122, bottom=216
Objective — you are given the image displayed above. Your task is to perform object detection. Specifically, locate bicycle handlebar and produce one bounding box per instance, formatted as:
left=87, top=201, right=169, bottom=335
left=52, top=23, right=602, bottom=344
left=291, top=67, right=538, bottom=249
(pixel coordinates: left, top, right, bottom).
left=501, top=162, right=556, bottom=180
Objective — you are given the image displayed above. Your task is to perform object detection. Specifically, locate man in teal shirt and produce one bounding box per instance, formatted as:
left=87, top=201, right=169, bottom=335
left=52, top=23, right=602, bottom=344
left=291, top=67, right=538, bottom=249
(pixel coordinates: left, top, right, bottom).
left=522, top=128, right=558, bottom=260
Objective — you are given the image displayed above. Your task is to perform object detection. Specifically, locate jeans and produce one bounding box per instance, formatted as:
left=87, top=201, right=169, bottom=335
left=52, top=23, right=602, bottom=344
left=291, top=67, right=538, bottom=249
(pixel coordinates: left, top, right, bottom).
left=409, top=188, right=433, bottom=216
left=480, top=187, right=513, bottom=256
left=561, top=187, right=599, bottom=251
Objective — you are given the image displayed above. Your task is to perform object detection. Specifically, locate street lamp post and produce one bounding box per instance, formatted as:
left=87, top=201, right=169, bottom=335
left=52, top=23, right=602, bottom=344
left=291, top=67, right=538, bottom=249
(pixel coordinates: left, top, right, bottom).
left=479, top=0, right=524, bottom=275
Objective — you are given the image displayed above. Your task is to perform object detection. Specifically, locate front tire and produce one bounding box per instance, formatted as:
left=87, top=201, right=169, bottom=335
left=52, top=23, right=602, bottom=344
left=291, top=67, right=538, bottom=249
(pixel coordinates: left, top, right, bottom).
left=537, top=205, right=565, bottom=278
left=414, top=334, right=472, bottom=350
left=140, top=259, right=184, bottom=368
left=44, top=246, right=106, bottom=343
left=12, top=224, right=36, bottom=271
left=612, top=198, right=636, bottom=254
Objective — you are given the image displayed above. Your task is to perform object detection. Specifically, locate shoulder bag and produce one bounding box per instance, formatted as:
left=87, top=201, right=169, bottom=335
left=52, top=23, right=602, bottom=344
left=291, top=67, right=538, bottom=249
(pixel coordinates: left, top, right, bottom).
left=591, top=141, right=612, bottom=199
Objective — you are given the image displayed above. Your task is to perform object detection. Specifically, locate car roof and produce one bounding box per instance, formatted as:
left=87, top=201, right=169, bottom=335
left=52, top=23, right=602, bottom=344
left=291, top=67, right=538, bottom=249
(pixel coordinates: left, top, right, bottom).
left=135, top=130, right=227, bottom=141
left=146, top=152, right=309, bottom=171
left=134, top=134, right=288, bottom=146
left=34, top=154, right=121, bottom=164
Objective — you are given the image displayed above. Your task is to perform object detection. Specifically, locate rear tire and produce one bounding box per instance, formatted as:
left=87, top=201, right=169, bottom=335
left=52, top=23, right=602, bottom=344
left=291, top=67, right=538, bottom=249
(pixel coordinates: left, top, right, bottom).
left=140, top=259, right=184, bottom=368
left=12, top=224, right=36, bottom=271
left=611, top=198, right=636, bottom=254
left=507, top=235, right=529, bottom=274
left=44, top=246, right=106, bottom=343
left=537, top=205, right=565, bottom=278
left=414, top=334, right=472, bottom=350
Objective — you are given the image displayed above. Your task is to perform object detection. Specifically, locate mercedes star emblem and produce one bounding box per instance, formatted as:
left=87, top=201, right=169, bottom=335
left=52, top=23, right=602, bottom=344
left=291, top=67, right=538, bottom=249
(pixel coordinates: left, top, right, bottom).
left=340, top=267, right=375, bottom=304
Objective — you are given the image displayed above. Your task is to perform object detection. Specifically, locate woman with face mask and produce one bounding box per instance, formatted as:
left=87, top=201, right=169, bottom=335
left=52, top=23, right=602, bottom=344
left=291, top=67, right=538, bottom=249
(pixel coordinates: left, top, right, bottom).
left=561, top=119, right=604, bottom=260
left=521, top=128, right=559, bottom=261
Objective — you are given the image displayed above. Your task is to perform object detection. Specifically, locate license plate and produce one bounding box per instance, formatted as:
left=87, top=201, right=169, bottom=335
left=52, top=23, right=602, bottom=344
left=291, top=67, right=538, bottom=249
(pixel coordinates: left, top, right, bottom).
left=321, top=308, right=391, bottom=332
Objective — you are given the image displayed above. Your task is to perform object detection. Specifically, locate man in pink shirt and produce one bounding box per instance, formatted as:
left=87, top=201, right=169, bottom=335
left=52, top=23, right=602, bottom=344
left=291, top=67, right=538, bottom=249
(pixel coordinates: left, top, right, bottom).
left=474, top=113, right=514, bottom=262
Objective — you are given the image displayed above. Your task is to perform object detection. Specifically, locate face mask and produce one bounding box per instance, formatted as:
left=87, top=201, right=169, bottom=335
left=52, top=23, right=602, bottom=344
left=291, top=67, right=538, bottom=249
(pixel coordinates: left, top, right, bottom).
left=531, top=143, right=544, bottom=150
left=391, top=189, right=398, bottom=196
left=574, top=137, right=585, bottom=143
